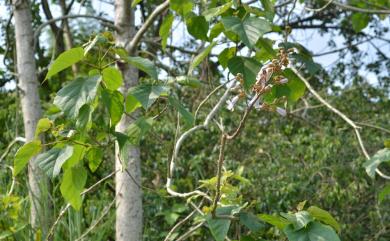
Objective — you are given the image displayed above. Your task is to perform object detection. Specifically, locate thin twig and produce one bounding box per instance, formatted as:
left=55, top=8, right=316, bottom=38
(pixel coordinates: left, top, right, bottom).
left=45, top=170, right=118, bottom=240
left=290, top=66, right=390, bottom=180
left=0, top=137, right=26, bottom=163
left=212, top=134, right=227, bottom=217
left=176, top=221, right=205, bottom=241
left=194, top=84, right=225, bottom=122
left=332, top=1, right=390, bottom=14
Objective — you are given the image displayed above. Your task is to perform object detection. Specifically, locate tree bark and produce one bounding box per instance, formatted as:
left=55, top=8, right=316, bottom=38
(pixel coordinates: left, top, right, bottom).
left=12, top=0, right=51, bottom=236
left=114, top=0, right=143, bottom=240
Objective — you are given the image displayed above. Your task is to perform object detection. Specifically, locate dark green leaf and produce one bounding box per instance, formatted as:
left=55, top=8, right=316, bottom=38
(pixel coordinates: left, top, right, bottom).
left=186, top=14, right=209, bottom=41
left=283, top=222, right=341, bottom=241
left=128, top=84, right=169, bottom=110
left=60, top=166, right=87, bottom=210
left=221, top=16, right=271, bottom=48
left=239, top=212, right=264, bottom=232
left=168, top=96, right=194, bottom=126
left=126, top=117, right=154, bottom=145
left=76, top=104, right=93, bottom=131
left=227, top=56, right=261, bottom=89
left=14, top=141, right=42, bottom=176
left=126, top=56, right=158, bottom=80
left=102, top=67, right=123, bottom=91
left=45, top=47, right=84, bottom=80
left=206, top=206, right=236, bottom=241
left=102, top=89, right=124, bottom=126
left=54, top=75, right=101, bottom=118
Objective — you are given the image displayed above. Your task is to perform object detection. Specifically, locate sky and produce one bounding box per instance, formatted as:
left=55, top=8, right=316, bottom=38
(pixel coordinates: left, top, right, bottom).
left=1, top=0, right=389, bottom=90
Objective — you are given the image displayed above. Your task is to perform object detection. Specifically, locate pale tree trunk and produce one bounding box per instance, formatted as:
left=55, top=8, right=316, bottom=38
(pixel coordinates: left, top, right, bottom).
left=114, top=0, right=143, bottom=240
left=12, top=0, right=51, bottom=236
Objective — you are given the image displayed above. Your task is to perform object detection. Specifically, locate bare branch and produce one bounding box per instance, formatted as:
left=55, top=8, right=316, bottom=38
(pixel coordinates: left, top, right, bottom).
left=290, top=66, right=390, bottom=180
left=332, top=1, right=390, bottom=14
left=126, top=0, right=170, bottom=54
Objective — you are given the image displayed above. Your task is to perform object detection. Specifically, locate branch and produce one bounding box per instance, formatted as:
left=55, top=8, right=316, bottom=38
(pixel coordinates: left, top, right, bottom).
left=290, top=66, right=390, bottom=180
left=34, top=14, right=116, bottom=46
left=332, top=1, right=390, bottom=14
left=126, top=0, right=170, bottom=54
left=45, top=170, right=118, bottom=241
left=166, top=86, right=232, bottom=199
left=0, top=137, right=26, bottom=163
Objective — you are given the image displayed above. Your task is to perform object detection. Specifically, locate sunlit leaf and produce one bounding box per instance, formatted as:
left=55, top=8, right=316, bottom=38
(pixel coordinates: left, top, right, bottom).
left=159, top=13, right=174, bottom=50
left=45, top=47, right=84, bottom=80
left=14, top=141, right=42, bottom=176
left=60, top=166, right=87, bottom=210
left=102, top=89, right=124, bottom=126
left=364, top=148, right=390, bottom=178
left=102, top=67, right=123, bottom=90
left=307, top=206, right=340, bottom=232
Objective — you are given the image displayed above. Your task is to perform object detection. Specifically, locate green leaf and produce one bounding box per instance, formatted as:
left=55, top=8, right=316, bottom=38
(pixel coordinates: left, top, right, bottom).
left=33, top=147, right=62, bottom=177
left=128, top=84, right=169, bottom=110
left=209, top=22, right=224, bottom=40
left=167, top=76, right=201, bottom=88
left=221, top=16, right=271, bottom=49
left=170, top=0, right=193, bottom=17
left=126, top=56, right=158, bottom=80
left=186, top=14, right=209, bottom=41
left=227, top=56, right=261, bottom=89
left=206, top=206, right=235, bottom=241
left=258, top=214, right=290, bottom=230
left=60, top=166, right=87, bottom=210
left=45, top=47, right=84, bottom=80
left=307, top=206, right=340, bottom=233
left=188, top=42, right=217, bottom=74
left=52, top=145, right=74, bottom=177
left=131, top=0, right=142, bottom=8
left=281, top=211, right=313, bottom=231
left=283, top=222, right=341, bottom=241
left=364, top=148, right=390, bottom=178
left=86, top=147, right=103, bottom=173
left=102, top=67, right=123, bottom=90
left=35, top=118, right=52, bottom=138
left=259, top=0, right=275, bottom=21
left=63, top=144, right=87, bottom=169
left=76, top=104, right=93, bottom=131
left=14, top=140, right=42, bottom=176
left=351, top=13, right=370, bottom=32
left=379, top=184, right=390, bottom=203
left=159, top=13, right=174, bottom=50
left=239, top=212, right=264, bottom=232
left=102, top=89, right=124, bottom=126
left=263, top=68, right=306, bottom=103
left=202, top=1, right=233, bottom=21
left=126, top=94, right=142, bottom=113
left=54, top=75, right=101, bottom=119
left=218, top=47, right=236, bottom=69
left=168, top=96, right=194, bottom=126
left=126, top=117, right=154, bottom=145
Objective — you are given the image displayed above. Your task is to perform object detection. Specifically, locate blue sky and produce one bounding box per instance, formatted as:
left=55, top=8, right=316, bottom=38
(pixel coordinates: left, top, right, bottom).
left=1, top=0, right=389, bottom=89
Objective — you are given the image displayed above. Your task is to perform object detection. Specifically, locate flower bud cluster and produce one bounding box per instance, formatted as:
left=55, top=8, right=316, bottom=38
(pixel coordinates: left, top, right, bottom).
left=226, top=48, right=294, bottom=117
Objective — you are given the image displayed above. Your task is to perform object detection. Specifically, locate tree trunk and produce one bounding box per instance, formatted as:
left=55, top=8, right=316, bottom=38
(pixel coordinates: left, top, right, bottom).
left=114, top=0, right=143, bottom=240
left=12, top=0, right=51, bottom=236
